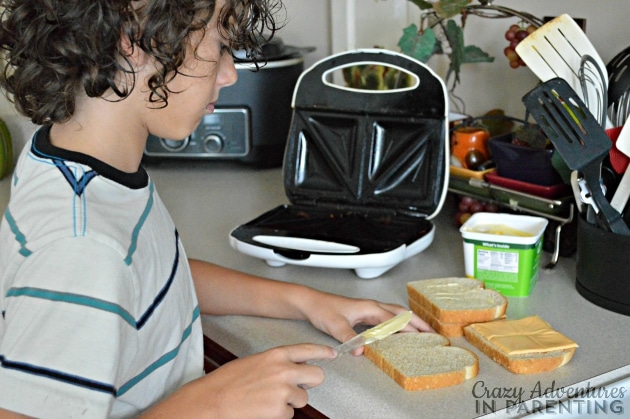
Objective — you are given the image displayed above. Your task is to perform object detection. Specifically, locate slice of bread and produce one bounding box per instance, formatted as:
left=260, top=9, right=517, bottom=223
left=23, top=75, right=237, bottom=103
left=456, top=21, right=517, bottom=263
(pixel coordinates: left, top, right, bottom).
left=464, top=316, right=578, bottom=374
left=363, top=332, right=478, bottom=391
left=408, top=298, right=469, bottom=337
left=407, top=277, right=507, bottom=324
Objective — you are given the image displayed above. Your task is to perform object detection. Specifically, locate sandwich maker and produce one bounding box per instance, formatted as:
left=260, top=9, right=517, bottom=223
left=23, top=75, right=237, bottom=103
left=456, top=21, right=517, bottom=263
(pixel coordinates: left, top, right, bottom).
left=229, top=49, right=449, bottom=278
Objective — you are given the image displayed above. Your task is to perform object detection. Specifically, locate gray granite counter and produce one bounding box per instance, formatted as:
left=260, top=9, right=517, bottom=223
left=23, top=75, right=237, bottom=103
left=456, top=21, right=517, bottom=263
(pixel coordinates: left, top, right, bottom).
left=2, top=160, right=629, bottom=418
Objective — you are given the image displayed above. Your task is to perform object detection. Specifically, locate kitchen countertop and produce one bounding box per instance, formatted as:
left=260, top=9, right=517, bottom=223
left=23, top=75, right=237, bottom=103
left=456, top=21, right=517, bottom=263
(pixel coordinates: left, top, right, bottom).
left=2, top=160, right=629, bottom=418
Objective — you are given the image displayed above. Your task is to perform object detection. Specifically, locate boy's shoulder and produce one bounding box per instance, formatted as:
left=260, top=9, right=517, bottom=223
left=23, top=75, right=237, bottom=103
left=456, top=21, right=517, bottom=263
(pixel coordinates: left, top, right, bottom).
left=5, top=133, right=158, bottom=260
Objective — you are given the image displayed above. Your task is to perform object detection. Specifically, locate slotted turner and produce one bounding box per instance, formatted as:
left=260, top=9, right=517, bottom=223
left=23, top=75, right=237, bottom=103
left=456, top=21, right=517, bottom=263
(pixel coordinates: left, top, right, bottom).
left=522, top=78, right=630, bottom=236
left=516, top=14, right=609, bottom=126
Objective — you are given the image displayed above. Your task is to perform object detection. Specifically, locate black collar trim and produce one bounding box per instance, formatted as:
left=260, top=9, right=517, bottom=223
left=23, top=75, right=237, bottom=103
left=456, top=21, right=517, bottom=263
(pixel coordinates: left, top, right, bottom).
left=31, top=125, right=149, bottom=190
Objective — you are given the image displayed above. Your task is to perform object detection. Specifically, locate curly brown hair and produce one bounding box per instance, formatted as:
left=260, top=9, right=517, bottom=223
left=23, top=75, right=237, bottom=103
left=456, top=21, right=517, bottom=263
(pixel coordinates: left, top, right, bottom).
left=0, top=0, right=283, bottom=125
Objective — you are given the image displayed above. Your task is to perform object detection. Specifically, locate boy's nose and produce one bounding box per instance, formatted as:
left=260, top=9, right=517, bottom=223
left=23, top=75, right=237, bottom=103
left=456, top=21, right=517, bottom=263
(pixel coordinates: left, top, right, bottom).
left=219, top=54, right=238, bottom=88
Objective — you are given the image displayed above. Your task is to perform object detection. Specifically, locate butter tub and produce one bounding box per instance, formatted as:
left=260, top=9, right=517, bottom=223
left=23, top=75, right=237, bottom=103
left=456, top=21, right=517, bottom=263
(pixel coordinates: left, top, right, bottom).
left=460, top=212, right=548, bottom=297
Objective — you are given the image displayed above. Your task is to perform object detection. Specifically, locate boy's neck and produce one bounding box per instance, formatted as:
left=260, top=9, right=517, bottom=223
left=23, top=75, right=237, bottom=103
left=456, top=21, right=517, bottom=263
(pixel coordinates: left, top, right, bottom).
left=49, top=93, right=148, bottom=173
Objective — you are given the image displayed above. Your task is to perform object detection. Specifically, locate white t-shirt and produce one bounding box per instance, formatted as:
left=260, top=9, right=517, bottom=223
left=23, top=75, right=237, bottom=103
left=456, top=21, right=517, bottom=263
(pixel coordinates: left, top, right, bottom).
left=0, top=126, right=204, bottom=418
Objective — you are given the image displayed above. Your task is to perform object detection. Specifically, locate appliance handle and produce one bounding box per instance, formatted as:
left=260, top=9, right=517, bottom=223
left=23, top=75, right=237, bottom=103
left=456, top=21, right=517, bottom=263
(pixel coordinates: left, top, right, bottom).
left=273, top=248, right=312, bottom=260
left=292, top=48, right=447, bottom=118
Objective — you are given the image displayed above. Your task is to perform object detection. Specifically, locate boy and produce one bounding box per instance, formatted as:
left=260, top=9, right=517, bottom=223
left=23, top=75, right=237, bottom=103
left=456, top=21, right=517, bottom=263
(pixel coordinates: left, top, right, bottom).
left=0, top=0, right=432, bottom=417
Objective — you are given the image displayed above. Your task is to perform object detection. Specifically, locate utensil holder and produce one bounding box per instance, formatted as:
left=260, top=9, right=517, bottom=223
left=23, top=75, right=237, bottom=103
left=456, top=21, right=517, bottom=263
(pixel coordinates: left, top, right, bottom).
left=576, top=216, right=630, bottom=315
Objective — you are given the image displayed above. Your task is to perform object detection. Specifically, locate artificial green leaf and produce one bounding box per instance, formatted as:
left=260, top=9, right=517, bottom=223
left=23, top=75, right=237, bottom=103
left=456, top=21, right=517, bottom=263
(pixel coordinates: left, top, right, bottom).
left=444, top=19, right=464, bottom=75
left=342, top=67, right=353, bottom=85
left=442, top=19, right=493, bottom=87
left=363, top=65, right=386, bottom=90
left=397, top=24, right=437, bottom=63
left=433, top=0, right=471, bottom=19
left=406, top=0, right=434, bottom=10
left=462, top=45, right=494, bottom=64
left=342, top=66, right=364, bottom=88
left=384, top=68, right=413, bottom=89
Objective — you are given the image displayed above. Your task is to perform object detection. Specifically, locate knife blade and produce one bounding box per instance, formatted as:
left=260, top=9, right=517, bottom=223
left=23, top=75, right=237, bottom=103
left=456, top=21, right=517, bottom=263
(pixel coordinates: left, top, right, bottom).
left=310, top=311, right=412, bottom=366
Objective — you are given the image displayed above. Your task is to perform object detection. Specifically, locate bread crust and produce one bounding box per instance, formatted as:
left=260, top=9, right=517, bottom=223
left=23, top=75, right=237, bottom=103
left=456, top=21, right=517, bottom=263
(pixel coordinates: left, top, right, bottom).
left=363, top=333, right=479, bottom=391
left=408, top=298, right=466, bottom=337
left=407, top=278, right=507, bottom=324
left=463, top=325, right=576, bottom=374
left=386, top=362, right=480, bottom=391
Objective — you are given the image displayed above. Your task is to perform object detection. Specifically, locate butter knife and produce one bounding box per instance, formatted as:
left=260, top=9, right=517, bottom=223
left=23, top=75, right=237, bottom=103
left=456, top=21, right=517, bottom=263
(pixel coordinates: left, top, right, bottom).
left=310, top=311, right=412, bottom=366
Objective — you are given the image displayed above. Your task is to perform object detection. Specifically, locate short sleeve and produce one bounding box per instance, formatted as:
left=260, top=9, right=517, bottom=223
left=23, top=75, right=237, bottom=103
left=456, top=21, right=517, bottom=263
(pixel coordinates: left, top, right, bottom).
left=0, top=237, right=138, bottom=419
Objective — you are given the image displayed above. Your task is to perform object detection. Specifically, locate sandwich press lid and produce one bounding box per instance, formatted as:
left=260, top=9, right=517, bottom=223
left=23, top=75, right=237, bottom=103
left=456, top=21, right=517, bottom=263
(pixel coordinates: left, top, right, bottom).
left=282, top=49, right=449, bottom=219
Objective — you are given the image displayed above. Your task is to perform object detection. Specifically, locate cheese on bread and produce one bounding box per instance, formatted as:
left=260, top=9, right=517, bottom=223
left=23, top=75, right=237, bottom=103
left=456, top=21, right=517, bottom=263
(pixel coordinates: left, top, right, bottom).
left=464, top=315, right=578, bottom=374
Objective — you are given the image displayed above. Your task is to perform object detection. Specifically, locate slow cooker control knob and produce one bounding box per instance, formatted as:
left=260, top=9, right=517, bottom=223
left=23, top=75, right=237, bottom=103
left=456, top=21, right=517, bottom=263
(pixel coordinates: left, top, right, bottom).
left=203, top=134, right=223, bottom=153
left=159, top=137, right=189, bottom=152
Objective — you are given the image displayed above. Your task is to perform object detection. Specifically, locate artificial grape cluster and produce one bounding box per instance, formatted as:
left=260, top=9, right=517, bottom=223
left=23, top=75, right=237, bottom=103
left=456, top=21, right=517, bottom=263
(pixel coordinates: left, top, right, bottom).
left=504, top=23, right=537, bottom=69
left=455, top=196, right=499, bottom=227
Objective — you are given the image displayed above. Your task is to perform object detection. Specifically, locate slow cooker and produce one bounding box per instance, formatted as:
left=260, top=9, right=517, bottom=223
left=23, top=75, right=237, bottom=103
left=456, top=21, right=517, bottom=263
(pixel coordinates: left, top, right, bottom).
left=144, top=38, right=313, bottom=167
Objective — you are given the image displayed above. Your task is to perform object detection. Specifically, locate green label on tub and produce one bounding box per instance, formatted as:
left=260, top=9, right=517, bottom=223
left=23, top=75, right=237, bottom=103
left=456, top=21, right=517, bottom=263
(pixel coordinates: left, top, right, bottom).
left=464, top=237, right=543, bottom=297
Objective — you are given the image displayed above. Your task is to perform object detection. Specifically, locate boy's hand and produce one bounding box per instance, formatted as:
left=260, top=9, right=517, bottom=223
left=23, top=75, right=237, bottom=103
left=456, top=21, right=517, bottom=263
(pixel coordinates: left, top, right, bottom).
left=301, top=293, right=434, bottom=355
left=142, top=344, right=336, bottom=419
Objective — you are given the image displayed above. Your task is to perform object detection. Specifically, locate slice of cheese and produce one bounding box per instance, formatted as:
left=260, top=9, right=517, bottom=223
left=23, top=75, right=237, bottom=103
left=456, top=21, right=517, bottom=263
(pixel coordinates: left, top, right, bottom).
left=466, top=315, right=578, bottom=355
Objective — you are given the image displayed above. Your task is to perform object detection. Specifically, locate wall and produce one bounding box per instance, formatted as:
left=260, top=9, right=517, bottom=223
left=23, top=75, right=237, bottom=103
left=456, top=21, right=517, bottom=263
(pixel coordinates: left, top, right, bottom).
left=279, top=0, right=332, bottom=69
left=0, top=0, right=336, bottom=156
left=1, top=1, right=629, bottom=155
left=0, top=85, right=36, bottom=160
left=321, top=0, right=630, bottom=119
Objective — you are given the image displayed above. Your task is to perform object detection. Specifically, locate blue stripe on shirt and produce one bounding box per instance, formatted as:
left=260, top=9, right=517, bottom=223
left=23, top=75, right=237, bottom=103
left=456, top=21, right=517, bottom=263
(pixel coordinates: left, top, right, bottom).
left=5, top=229, right=181, bottom=330
left=6, top=287, right=138, bottom=327
left=118, top=306, right=201, bottom=396
left=4, top=208, right=32, bottom=257
left=0, top=306, right=201, bottom=397
left=0, top=355, right=116, bottom=396
left=137, top=230, right=180, bottom=329
left=125, top=181, right=154, bottom=266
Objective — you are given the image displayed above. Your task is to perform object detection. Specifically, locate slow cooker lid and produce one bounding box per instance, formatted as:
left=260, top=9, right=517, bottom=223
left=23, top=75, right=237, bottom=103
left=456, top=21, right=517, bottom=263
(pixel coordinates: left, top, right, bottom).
left=233, top=37, right=314, bottom=62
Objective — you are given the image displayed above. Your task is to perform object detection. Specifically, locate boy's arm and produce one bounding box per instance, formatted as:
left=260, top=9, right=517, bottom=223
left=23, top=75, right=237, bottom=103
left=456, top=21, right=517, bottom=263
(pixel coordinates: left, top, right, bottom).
left=189, top=258, right=318, bottom=320
left=0, top=408, right=31, bottom=418
left=188, top=258, right=433, bottom=349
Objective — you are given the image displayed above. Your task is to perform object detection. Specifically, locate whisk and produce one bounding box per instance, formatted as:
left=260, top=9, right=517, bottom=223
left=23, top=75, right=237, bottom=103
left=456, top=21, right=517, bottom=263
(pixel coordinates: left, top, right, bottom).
left=607, top=46, right=630, bottom=127
left=609, top=90, right=630, bottom=127
left=579, top=54, right=608, bottom=127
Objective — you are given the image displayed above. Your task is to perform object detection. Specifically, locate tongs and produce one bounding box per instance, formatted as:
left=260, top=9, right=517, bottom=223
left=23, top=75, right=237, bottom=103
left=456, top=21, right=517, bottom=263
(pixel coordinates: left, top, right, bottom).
left=522, top=78, right=630, bottom=236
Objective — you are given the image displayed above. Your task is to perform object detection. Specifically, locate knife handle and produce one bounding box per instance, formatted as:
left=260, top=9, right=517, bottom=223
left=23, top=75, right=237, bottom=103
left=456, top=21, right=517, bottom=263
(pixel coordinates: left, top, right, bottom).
left=307, top=335, right=369, bottom=367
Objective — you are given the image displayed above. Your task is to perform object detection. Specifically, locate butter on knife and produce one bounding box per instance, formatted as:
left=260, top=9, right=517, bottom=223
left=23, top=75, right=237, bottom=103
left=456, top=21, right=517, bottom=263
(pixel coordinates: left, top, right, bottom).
left=311, top=311, right=412, bottom=366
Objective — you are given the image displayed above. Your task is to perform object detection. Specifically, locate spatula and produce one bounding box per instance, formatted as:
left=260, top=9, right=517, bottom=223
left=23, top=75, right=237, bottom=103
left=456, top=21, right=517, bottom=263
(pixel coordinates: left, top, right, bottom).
left=522, top=78, right=630, bottom=236
left=516, top=14, right=610, bottom=126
